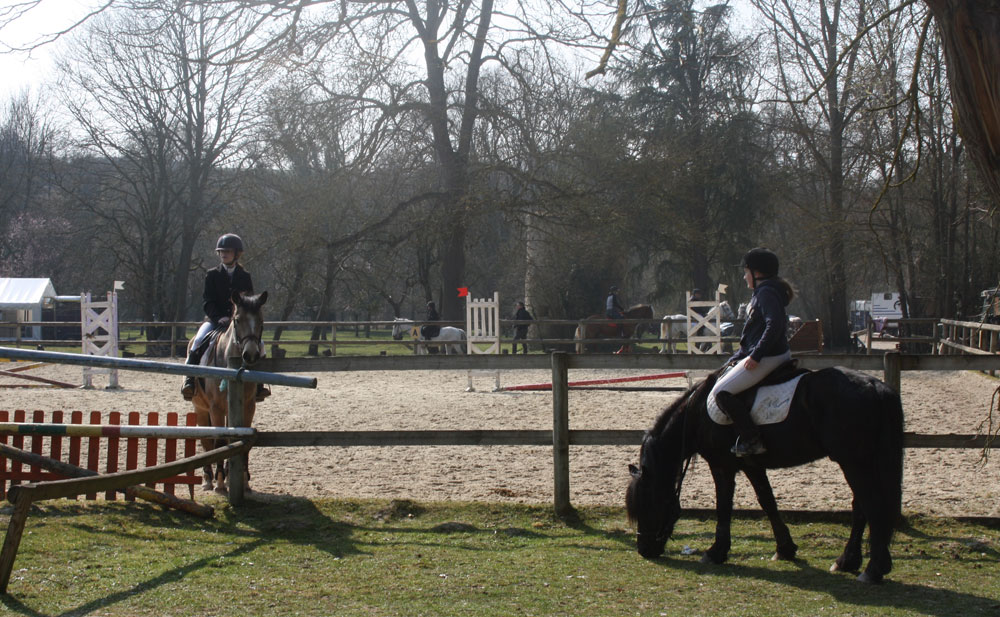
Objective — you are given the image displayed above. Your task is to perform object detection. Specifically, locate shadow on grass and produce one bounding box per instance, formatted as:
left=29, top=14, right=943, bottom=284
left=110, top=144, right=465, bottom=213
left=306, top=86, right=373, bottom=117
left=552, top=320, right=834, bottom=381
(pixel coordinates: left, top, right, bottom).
left=0, top=495, right=365, bottom=617
left=638, top=519, right=1000, bottom=617
left=649, top=554, right=1000, bottom=617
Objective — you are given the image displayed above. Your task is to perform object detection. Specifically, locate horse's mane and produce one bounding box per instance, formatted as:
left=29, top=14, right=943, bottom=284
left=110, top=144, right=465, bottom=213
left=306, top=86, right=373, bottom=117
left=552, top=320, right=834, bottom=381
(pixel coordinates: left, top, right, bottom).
left=647, top=369, right=719, bottom=441
left=236, top=292, right=266, bottom=312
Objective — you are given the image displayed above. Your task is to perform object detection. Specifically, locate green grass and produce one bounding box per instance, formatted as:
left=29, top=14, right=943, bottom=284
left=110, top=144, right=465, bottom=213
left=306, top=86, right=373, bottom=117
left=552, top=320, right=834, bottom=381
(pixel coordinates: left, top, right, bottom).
left=1, top=499, right=997, bottom=616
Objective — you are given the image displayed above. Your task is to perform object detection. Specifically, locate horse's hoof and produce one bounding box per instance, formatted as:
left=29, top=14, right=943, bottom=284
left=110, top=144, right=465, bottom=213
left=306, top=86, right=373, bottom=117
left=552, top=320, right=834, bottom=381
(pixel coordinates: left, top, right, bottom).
left=699, top=553, right=724, bottom=565
left=202, top=482, right=214, bottom=491
left=214, top=485, right=228, bottom=495
left=857, top=571, right=884, bottom=584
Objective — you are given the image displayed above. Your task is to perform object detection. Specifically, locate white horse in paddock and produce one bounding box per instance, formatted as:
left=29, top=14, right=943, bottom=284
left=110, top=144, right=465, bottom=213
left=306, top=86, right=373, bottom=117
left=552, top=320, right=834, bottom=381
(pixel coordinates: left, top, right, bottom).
left=391, top=317, right=466, bottom=355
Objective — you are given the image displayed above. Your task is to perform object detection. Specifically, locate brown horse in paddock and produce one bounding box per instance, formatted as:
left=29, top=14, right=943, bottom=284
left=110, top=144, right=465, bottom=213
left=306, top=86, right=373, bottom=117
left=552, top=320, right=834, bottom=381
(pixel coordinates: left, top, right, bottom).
left=578, top=304, right=654, bottom=353
left=187, top=291, right=267, bottom=493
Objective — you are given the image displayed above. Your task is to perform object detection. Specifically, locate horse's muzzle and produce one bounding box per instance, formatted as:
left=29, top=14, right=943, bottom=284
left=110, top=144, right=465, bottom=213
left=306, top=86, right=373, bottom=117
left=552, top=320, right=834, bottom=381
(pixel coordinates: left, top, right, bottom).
left=637, top=536, right=667, bottom=559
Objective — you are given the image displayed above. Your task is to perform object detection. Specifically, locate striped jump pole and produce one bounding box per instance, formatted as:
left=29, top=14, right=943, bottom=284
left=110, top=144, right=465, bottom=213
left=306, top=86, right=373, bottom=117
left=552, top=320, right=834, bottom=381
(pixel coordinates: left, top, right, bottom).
left=500, top=371, right=689, bottom=392
left=0, top=423, right=256, bottom=440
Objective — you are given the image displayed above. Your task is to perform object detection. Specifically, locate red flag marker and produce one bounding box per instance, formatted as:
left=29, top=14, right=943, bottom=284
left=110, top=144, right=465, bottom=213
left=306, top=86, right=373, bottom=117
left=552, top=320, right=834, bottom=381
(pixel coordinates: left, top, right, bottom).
left=457, top=287, right=469, bottom=297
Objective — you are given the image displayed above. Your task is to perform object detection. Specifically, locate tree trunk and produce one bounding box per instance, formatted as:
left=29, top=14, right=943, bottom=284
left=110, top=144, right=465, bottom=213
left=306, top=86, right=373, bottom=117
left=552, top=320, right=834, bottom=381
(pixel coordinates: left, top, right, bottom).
left=925, top=1, right=1000, bottom=210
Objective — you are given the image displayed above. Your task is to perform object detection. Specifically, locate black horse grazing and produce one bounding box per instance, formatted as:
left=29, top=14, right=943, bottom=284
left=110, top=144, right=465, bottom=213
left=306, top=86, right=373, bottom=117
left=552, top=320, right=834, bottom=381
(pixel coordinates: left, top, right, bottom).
left=625, top=366, right=904, bottom=583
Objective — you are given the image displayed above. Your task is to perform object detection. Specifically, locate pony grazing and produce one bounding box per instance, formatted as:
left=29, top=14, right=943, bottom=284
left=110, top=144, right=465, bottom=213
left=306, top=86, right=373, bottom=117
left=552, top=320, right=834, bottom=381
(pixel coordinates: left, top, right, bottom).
left=579, top=304, right=654, bottom=353
left=187, top=291, right=267, bottom=493
left=625, top=365, right=904, bottom=583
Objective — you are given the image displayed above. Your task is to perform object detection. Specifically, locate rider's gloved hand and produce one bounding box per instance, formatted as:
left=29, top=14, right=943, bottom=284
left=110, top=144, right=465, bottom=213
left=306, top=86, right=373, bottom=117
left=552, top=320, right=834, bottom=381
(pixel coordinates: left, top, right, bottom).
left=217, top=316, right=231, bottom=329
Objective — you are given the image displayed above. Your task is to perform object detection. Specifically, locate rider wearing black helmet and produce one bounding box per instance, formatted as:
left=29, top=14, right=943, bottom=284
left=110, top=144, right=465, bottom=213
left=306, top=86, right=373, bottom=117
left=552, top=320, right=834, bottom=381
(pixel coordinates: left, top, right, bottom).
left=709, top=248, right=795, bottom=457
left=182, top=233, right=269, bottom=401
left=421, top=300, right=441, bottom=340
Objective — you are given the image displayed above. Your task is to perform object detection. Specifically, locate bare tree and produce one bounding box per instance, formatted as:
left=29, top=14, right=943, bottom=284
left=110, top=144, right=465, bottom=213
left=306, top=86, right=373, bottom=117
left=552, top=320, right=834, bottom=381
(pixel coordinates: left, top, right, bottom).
left=56, top=4, right=267, bottom=326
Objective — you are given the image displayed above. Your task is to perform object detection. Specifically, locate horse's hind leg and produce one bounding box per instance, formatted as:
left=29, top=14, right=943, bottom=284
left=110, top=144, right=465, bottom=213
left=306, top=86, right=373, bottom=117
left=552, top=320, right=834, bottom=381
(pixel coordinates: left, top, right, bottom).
left=743, top=466, right=798, bottom=560
left=831, top=497, right=866, bottom=574
left=838, top=462, right=892, bottom=583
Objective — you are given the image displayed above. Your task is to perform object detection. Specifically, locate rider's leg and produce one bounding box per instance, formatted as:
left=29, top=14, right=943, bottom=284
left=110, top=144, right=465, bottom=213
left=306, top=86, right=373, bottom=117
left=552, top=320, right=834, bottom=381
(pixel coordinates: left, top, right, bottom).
left=710, top=352, right=791, bottom=456
left=181, top=322, right=214, bottom=400
left=715, top=390, right=765, bottom=456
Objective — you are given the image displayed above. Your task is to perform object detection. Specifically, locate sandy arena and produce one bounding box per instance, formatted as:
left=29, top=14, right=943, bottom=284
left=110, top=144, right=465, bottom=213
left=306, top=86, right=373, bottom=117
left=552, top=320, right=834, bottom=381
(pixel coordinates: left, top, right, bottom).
left=1, top=361, right=999, bottom=517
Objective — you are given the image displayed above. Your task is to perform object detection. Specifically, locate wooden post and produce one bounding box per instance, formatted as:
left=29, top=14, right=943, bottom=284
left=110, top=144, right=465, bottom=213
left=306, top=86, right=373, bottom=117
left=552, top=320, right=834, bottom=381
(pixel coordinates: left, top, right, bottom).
left=575, top=321, right=584, bottom=354
left=0, top=488, right=34, bottom=594
left=883, top=352, right=901, bottom=395
left=990, top=330, right=998, bottom=376
left=227, top=357, right=246, bottom=505
left=551, top=352, right=571, bottom=516
left=866, top=318, right=873, bottom=354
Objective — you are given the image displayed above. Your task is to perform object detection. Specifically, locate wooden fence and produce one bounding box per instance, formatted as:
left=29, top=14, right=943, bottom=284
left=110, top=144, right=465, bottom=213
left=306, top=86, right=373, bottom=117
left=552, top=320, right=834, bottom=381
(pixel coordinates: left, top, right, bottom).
left=939, top=318, right=1000, bottom=355
left=1, top=349, right=995, bottom=517
left=0, top=410, right=200, bottom=500
left=253, top=352, right=996, bottom=515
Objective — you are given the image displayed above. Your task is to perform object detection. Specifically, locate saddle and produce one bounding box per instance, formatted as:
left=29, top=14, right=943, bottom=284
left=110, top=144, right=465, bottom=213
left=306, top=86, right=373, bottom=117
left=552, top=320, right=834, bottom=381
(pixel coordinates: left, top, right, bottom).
left=707, top=359, right=810, bottom=427
left=753, top=359, right=808, bottom=388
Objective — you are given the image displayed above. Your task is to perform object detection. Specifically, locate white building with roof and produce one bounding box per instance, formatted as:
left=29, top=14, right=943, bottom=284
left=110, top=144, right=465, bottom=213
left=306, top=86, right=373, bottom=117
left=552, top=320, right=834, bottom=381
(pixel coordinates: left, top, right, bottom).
left=0, top=278, right=60, bottom=340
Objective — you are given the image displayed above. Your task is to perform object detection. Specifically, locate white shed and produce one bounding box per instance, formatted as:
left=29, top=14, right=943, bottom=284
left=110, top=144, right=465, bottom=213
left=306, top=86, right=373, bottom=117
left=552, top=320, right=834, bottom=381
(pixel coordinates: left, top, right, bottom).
left=0, top=278, right=59, bottom=340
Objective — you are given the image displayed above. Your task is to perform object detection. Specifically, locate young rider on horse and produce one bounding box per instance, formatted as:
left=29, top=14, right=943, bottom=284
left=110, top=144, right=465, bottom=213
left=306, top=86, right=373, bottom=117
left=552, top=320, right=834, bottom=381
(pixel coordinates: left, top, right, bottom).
left=181, top=233, right=270, bottom=402
left=709, top=248, right=794, bottom=457
left=421, top=300, right=441, bottom=339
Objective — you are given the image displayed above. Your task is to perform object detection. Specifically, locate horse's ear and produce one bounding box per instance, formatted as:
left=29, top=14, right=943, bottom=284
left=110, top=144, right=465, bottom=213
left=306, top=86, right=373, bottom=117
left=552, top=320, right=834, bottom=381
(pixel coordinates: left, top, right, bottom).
left=258, top=290, right=268, bottom=305
left=628, top=463, right=640, bottom=478
left=231, top=290, right=243, bottom=305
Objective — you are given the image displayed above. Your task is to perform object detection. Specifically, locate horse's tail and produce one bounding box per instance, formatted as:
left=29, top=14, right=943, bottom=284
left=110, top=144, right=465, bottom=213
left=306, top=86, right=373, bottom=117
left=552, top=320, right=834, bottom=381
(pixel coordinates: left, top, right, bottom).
left=877, top=385, right=905, bottom=525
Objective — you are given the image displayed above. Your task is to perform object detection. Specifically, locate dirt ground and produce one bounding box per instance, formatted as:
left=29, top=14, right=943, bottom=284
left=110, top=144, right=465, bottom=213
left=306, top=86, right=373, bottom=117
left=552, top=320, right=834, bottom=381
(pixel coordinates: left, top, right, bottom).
left=1, top=360, right=999, bottom=517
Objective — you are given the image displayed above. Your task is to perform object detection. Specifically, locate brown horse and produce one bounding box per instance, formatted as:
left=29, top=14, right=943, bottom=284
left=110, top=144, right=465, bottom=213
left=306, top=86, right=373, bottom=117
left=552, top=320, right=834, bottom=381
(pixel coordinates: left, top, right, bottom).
left=579, top=304, right=655, bottom=353
left=188, top=291, right=267, bottom=492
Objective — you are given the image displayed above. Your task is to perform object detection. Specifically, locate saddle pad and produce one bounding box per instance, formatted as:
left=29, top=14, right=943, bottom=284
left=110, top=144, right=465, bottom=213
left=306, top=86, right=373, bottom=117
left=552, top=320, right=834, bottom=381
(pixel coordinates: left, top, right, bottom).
left=707, top=373, right=806, bottom=426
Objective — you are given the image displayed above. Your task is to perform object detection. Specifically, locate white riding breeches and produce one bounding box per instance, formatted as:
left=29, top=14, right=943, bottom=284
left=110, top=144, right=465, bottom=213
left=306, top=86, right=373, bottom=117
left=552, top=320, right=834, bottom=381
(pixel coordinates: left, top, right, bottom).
left=710, top=350, right=792, bottom=399
left=191, top=321, right=215, bottom=353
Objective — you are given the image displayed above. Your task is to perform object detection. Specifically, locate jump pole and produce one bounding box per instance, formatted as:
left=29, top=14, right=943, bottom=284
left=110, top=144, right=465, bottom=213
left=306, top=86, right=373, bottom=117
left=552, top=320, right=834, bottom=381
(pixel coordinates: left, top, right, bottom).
left=0, top=442, right=214, bottom=518
left=0, top=423, right=256, bottom=440
left=501, top=371, right=689, bottom=392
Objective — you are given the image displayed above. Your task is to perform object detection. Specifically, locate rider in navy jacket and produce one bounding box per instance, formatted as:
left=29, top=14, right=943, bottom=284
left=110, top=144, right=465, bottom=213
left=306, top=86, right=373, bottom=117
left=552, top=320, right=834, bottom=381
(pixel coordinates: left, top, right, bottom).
left=711, top=248, right=795, bottom=458
left=727, top=277, right=790, bottom=365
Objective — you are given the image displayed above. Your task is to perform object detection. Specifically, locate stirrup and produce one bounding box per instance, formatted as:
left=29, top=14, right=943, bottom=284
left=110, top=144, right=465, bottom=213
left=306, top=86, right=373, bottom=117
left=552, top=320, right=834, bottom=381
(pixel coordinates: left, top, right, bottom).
left=731, top=436, right=766, bottom=457
left=181, top=377, right=196, bottom=401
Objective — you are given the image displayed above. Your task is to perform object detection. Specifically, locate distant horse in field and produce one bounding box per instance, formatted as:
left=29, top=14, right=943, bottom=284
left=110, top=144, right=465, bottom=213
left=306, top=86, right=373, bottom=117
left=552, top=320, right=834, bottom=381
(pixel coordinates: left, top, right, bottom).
left=391, top=317, right=466, bottom=354
left=626, top=365, right=903, bottom=583
left=188, top=291, right=267, bottom=493
left=577, top=304, right=654, bottom=353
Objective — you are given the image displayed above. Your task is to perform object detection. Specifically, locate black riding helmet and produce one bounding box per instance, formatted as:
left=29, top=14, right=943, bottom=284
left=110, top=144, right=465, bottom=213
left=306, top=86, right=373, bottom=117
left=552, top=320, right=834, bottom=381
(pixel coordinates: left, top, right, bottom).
left=741, top=248, right=779, bottom=278
left=216, top=233, right=244, bottom=253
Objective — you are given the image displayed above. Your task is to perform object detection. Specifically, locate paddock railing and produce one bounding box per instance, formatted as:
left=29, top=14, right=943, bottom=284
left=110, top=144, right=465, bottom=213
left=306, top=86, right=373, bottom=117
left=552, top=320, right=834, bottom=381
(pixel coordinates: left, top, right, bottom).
left=1, top=349, right=995, bottom=517
left=938, top=318, right=1000, bottom=355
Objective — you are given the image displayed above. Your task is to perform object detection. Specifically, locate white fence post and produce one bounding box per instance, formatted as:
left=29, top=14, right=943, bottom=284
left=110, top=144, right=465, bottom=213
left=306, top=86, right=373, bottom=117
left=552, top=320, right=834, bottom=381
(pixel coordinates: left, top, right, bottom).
left=80, top=290, right=120, bottom=389
left=466, top=291, right=501, bottom=391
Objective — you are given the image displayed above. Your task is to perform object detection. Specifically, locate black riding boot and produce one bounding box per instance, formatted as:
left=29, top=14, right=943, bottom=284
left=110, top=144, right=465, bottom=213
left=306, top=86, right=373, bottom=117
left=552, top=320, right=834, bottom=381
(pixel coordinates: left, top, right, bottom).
left=255, top=382, right=271, bottom=402
left=716, top=391, right=766, bottom=457
left=180, top=346, right=204, bottom=401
